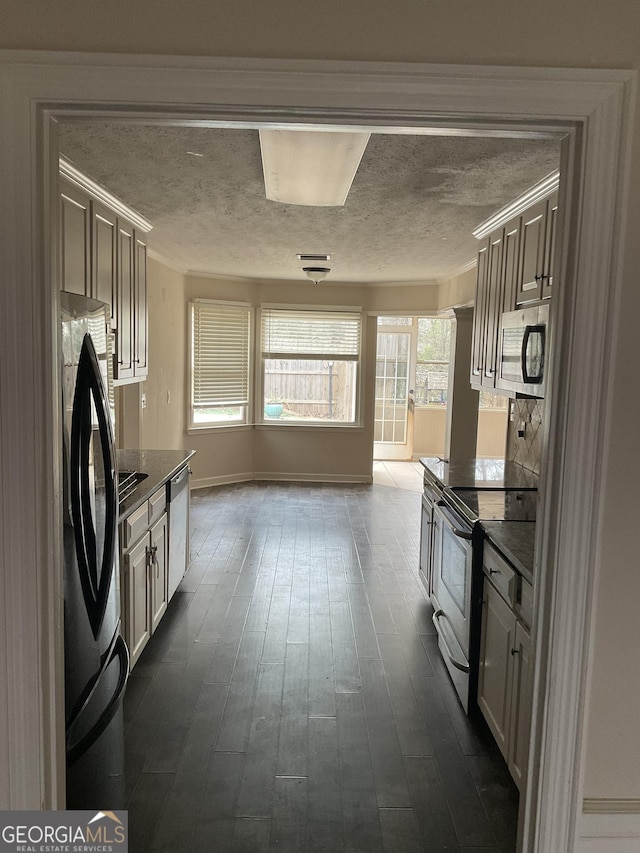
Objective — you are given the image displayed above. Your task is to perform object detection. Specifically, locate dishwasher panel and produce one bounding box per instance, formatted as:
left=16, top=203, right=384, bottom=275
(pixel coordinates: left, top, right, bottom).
left=166, top=465, right=190, bottom=601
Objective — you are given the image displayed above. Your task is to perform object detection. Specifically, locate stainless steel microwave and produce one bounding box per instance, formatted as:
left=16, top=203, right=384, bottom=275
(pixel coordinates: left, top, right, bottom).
left=497, top=304, right=549, bottom=397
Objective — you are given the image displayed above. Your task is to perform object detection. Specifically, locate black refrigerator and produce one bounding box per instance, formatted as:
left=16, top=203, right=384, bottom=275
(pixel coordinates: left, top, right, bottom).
left=61, top=291, right=129, bottom=809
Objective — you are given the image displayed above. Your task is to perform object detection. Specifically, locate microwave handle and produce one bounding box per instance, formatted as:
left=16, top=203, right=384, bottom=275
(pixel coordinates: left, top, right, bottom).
left=522, top=324, right=545, bottom=383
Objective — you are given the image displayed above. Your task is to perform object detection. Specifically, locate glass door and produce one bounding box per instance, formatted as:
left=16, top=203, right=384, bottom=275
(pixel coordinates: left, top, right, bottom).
left=374, top=318, right=415, bottom=460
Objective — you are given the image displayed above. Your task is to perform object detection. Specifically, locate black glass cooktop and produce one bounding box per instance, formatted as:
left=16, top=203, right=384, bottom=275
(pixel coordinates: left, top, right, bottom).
left=449, top=487, right=538, bottom=523
left=421, top=456, right=538, bottom=490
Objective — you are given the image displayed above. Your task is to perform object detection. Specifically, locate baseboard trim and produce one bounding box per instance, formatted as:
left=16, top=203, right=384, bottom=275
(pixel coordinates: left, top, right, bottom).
left=583, top=799, right=640, bottom=815
left=191, top=473, right=255, bottom=490
left=191, top=472, right=373, bottom=490
left=252, top=472, right=373, bottom=484
left=578, top=800, right=640, bottom=851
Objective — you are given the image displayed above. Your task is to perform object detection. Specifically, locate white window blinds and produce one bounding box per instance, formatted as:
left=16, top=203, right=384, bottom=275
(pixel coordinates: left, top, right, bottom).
left=191, top=301, right=251, bottom=408
left=261, top=309, right=361, bottom=359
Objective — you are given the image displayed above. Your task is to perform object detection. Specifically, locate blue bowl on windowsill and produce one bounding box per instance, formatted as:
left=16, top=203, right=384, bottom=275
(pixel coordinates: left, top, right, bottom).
left=264, top=403, right=284, bottom=419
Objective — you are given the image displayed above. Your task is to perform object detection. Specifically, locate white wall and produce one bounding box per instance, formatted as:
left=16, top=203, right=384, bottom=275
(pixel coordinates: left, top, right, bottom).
left=140, top=257, right=186, bottom=450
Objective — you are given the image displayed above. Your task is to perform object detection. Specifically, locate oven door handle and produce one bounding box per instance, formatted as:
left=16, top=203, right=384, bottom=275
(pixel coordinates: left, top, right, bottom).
left=432, top=609, right=470, bottom=673
left=435, top=501, right=473, bottom=540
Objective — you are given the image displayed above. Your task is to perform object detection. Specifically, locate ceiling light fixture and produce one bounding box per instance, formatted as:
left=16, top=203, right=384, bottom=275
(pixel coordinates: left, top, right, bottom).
left=259, top=129, right=370, bottom=207
left=303, top=266, right=331, bottom=284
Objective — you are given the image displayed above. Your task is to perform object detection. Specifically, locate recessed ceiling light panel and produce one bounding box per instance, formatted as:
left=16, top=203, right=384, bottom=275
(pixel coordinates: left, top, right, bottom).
left=260, top=129, right=370, bottom=207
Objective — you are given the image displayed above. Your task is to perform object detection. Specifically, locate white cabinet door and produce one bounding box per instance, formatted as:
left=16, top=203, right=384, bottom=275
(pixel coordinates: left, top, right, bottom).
left=516, top=198, right=548, bottom=304
left=133, top=233, right=148, bottom=378
left=124, top=535, right=151, bottom=668
left=470, top=239, right=489, bottom=388
left=60, top=178, right=91, bottom=296
left=150, top=514, right=168, bottom=633
left=478, top=579, right=515, bottom=760
left=508, top=620, right=533, bottom=790
left=482, top=228, right=505, bottom=389
left=542, top=192, right=559, bottom=300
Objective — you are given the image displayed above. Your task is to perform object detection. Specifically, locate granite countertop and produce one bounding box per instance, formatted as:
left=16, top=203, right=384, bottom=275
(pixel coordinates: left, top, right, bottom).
left=117, top=448, right=195, bottom=521
left=480, top=520, right=536, bottom=584
left=420, top=456, right=539, bottom=490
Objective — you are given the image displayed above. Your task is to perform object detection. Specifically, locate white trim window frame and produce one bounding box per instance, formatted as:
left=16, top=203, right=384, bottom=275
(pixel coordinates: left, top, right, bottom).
left=260, top=307, right=363, bottom=427
left=189, top=299, right=253, bottom=430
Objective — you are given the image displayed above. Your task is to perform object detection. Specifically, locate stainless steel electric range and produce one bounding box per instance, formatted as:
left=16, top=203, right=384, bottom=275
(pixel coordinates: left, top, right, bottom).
left=420, top=457, right=537, bottom=712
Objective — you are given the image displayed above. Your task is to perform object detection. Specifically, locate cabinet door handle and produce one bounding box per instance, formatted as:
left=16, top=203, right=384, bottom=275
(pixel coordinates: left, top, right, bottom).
left=147, top=544, right=158, bottom=570
left=511, top=648, right=519, bottom=656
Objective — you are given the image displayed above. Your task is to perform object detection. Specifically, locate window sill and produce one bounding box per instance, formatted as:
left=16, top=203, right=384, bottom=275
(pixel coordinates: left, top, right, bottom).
left=188, top=422, right=366, bottom=434
left=187, top=423, right=253, bottom=435
left=256, top=422, right=364, bottom=431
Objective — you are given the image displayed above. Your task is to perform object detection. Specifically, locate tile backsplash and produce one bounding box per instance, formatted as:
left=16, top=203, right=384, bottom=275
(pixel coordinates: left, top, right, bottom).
left=506, top=399, right=545, bottom=475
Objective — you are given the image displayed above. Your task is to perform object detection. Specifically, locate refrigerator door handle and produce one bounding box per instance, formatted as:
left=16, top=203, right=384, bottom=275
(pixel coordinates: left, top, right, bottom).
left=66, top=634, right=129, bottom=767
left=70, top=333, right=118, bottom=639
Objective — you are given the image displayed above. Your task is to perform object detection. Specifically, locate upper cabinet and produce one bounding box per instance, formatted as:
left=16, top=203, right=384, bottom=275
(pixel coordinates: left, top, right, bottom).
left=134, top=233, right=149, bottom=379
left=91, top=200, right=118, bottom=309
left=515, top=192, right=558, bottom=305
left=470, top=242, right=489, bottom=385
left=482, top=228, right=507, bottom=389
left=60, top=178, right=91, bottom=297
left=470, top=175, right=558, bottom=392
left=541, top=192, right=558, bottom=301
left=116, top=220, right=134, bottom=380
left=58, top=160, right=153, bottom=384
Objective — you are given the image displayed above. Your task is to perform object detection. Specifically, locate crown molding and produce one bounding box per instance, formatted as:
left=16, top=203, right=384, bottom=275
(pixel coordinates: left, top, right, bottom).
left=185, top=269, right=439, bottom=288
left=473, top=169, right=560, bottom=240
left=438, top=257, right=477, bottom=284
left=59, top=156, right=153, bottom=233
left=147, top=249, right=187, bottom=275
left=186, top=269, right=268, bottom=284
left=366, top=277, right=439, bottom=288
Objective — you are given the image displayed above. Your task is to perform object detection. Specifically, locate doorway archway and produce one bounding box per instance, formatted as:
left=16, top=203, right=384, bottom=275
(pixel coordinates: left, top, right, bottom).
left=0, top=53, right=633, bottom=852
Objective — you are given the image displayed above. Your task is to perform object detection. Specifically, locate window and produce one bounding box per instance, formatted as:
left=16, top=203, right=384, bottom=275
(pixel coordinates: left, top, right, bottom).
left=415, top=317, right=451, bottom=406
left=261, top=309, right=361, bottom=425
left=190, top=300, right=251, bottom=427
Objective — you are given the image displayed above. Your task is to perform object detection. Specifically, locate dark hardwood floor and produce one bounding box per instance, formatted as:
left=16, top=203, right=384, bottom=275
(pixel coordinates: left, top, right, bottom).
left=123, top=481, right=518, bottom=852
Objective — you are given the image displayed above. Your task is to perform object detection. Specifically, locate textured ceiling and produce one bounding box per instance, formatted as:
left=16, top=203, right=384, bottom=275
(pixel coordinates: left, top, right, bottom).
left=58, top=122, right=561, bottom=284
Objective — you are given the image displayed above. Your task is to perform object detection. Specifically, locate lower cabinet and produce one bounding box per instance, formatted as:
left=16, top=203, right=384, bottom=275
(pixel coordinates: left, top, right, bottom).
left=477, top=543, right=533, bottom=791
left=120, top=487, right=168, bottom=669
left=149, top=515, right=168, bottom=633
left=478, top=580, right=515, bottom=758
left=507, top=620, right=532, bottom=789
left=123, top=535, right=151, bottom=667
